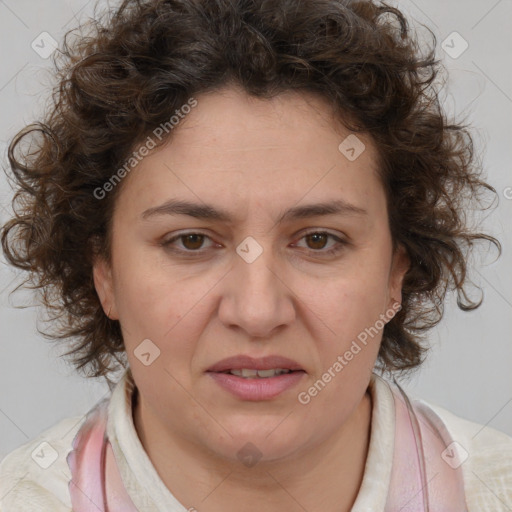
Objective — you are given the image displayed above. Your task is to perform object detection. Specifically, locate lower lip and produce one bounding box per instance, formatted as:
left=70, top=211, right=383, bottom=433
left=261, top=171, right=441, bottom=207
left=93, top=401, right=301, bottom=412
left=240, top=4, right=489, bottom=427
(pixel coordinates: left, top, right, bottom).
left=207, top=371, right=306, bottom=401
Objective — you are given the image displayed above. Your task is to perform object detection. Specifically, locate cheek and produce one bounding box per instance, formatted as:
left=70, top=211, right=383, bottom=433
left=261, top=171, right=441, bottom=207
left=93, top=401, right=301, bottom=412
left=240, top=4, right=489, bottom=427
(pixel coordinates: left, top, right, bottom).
left=311, top=262, right=390, bottom=333
left=111, top=249, right=217, bottom=366
left=109, top=244, right=176, bottom=339
left=299, top=268, right=388, bottom=411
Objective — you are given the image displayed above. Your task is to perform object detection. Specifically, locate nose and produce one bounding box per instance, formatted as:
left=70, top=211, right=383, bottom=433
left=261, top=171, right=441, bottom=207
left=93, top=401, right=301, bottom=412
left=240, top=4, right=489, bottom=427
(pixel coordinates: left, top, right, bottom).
left=217, top=241, right=296, bottom=339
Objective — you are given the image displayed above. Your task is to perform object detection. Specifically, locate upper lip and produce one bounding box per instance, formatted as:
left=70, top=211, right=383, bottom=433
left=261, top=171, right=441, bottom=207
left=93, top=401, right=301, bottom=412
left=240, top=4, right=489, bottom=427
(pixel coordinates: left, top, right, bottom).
left=207, top=355, right=304, bottom=372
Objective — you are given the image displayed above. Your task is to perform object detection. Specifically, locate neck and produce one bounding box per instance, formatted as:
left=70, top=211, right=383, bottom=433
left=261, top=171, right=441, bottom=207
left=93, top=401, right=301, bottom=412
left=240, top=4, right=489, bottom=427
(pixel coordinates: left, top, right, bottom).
left=133, top=388, right=372, bottom=512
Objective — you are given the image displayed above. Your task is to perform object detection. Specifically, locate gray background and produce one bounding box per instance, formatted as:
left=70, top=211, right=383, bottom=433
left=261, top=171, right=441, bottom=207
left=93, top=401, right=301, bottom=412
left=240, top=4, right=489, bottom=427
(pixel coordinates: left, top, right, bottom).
left=1, top=0, right=511, bottom=461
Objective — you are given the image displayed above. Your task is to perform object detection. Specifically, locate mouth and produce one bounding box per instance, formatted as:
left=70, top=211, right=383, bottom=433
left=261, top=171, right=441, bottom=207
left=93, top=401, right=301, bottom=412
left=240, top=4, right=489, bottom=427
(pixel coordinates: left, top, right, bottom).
left=206, top=354, right=305, bottom=374
left=206, top=355, right=306, bottom=400
left=214, top=368, right=302, bottom=378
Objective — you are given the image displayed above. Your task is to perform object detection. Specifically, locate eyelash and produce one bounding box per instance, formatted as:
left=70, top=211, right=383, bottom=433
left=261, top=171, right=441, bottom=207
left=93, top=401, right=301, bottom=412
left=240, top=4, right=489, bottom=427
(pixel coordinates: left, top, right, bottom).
left=160, top=230, right=347, bottom=257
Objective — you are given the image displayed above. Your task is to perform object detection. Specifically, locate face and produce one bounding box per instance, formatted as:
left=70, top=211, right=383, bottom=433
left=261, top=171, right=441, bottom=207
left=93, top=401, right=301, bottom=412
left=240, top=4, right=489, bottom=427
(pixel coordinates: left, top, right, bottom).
left=93, top=85, right=409, bottom=464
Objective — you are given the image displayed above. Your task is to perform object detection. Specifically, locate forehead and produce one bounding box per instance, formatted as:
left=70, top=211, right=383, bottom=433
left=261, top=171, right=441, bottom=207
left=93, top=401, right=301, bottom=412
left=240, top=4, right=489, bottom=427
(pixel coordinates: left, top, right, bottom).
left=115, top=85, right=384, bottom=222
left=174, top=85, right=369, bottom=153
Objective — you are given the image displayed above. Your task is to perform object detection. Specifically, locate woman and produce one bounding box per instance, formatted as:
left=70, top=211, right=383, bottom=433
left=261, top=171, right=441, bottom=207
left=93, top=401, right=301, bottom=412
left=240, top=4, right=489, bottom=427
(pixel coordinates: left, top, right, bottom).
left=1, top=0, right=510, bottom=510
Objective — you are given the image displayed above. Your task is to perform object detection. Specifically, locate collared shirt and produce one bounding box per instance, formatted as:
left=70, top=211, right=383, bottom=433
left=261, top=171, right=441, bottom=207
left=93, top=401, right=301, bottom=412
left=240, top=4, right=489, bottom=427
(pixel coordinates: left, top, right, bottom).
left=1, top=369, right=511, bottom=511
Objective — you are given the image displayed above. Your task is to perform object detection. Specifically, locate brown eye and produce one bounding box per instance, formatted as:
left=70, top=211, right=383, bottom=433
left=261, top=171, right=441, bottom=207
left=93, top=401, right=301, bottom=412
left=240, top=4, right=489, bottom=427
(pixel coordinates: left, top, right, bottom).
left=161, top=232, right=214, bottom=253
left=180, top=233, right=205, bottom=250
left=293, top=231, right=347, bottom=257
left=305, top=232, right=329, bottom=250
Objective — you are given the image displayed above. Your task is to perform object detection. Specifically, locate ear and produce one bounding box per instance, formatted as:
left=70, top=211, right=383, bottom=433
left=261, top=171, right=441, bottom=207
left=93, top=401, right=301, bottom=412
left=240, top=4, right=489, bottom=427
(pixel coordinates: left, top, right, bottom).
left=93, top=256, right=119, bottom=320
left=387, top=244, right=410, bottom=309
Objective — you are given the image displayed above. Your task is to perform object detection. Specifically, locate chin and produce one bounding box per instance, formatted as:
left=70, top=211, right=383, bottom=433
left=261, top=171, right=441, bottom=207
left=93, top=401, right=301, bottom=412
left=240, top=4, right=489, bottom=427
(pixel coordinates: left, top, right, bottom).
left=202, top=420, right=306, bottom=464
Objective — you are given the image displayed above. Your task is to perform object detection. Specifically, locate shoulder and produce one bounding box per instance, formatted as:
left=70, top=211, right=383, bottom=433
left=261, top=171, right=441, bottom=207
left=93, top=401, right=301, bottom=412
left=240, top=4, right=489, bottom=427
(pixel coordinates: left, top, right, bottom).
left=421, top=399, right=512, bottom=511
left=0, top=414, right=85, bottom=512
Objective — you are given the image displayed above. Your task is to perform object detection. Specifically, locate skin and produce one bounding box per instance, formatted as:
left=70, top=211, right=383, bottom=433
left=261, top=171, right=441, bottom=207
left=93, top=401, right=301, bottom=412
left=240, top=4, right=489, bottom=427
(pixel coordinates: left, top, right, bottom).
left=93, top=84, right=410, bottom=512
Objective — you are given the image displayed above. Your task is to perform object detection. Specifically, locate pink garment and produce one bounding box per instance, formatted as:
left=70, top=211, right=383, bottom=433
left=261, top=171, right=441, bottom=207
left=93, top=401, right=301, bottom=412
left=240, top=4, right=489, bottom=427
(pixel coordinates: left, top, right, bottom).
left=66, top=398, right=138, bottom=512
left=66, top=377, right=468, bottom=511
left=386, top=379, right=468, bottom=511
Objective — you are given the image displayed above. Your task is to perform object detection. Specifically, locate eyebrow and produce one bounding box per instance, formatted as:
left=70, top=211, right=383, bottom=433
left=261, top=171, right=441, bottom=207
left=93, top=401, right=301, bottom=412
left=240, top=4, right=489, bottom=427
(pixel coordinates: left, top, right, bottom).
left=141, top=198, right=367, bottom=223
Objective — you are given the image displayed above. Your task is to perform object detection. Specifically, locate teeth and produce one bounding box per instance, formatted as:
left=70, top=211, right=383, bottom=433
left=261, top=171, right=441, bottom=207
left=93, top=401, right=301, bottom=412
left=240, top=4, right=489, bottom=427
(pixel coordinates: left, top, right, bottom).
left=230, top=369, right=259, bottom=378
left=228, top=368, right=292, bottom=378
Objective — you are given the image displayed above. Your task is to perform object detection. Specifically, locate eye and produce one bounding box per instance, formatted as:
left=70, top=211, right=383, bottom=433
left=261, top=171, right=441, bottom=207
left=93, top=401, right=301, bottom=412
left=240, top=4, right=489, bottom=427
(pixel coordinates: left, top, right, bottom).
left=160, top=232, right=216, bottom=253
left=292, top=230, right=347, bottom=256
left=160, top=230, right=347, bottom=257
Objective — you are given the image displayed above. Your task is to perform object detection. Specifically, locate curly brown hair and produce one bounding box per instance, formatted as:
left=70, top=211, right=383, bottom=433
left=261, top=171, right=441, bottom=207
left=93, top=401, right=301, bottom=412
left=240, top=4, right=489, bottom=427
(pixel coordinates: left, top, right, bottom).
left=1, top=0, right=500, bottom=384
